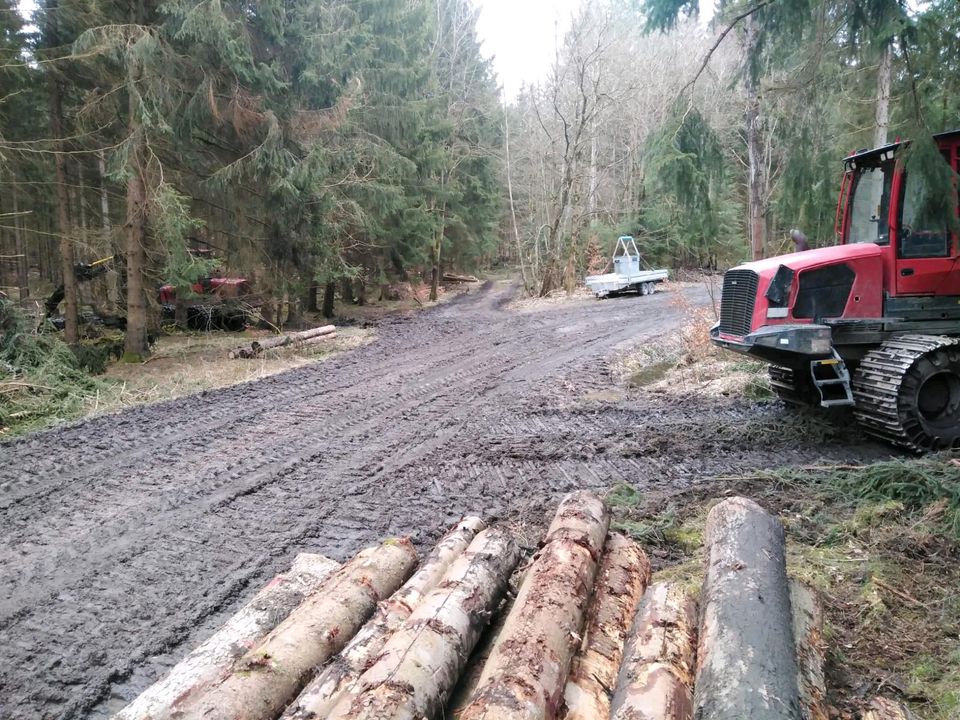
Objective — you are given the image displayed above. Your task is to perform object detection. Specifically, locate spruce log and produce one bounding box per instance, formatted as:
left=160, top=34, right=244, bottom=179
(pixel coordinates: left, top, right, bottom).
left=790, top=580, right=828, bottom=720
left=459, top=490, right=609, bottom=720
left=113, top=554, right=339, bottom=720
left=298, top=332, right=338, bottom=348
left=862, top=697, right=916, bottom=720
left=562, top=532, right=651, bottom=720
left=167, top=539, right=418, bottom=720
left=228, top=325, right=336, bottom=358
left=442, top=273, right=479, bottom=283
left=282, top=517, right=485, bottom=719
left=324, top=527, right=521, bottom=720
left=609, top=582, right=697, bottom=720
left=694, top=497, right=802, bottom=720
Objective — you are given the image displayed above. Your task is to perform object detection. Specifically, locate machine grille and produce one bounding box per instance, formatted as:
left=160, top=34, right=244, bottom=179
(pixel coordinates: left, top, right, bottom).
left=719, top=269, right=759, bottom=336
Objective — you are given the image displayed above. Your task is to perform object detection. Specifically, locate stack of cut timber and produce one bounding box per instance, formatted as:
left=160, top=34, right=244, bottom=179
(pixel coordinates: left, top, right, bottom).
left=228, top=324, right=336, bottom=359
left=115, top=494, right=856, bottom=720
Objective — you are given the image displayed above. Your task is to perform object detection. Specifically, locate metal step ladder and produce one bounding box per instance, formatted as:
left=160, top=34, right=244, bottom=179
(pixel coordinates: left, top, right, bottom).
left=810, top=351, right=854, bottom=407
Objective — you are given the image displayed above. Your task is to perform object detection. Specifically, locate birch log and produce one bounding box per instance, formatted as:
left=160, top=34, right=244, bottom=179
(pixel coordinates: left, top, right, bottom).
left=562, top=532, right=651, bottom=720
left=790, top=580, right=828, bottom=720
left=324, top=527, right=521, bottom=720
left=167, top=539, right=418, bottom=720
left=282, top=517, right=485, bottom=719
left=113, top=554, right=339, bottom=720
left=610, top=582, right=697, bottom=720
left=862, top=697, right=916, bottom=720
left=694, top=497, right=802, bottom=720
left=459, top=490, right=609, bottom=720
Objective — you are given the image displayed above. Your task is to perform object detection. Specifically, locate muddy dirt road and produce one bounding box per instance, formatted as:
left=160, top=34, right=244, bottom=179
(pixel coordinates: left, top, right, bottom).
left=0, top=280, right=891, bottom=719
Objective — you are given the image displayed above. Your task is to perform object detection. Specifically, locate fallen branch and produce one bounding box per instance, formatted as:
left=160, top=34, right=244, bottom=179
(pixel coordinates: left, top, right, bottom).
left=563, top=533, right=651, bottom=719
left=460, top=491, right=610, bottom=720
left=114, top=554, right=339, bottom=720
left=325, top=527, right=521, bottom=720
left=167, top=539, right=418, bottom=720
left=282, top=517, right=485, bottom=719
left=610, top=582, right=698, bottom=720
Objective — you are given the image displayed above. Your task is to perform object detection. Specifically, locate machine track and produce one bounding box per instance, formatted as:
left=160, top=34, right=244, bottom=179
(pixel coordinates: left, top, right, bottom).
left=852, top=334, right=960, bottom=451
left=768, top=365, right=818, bottom=406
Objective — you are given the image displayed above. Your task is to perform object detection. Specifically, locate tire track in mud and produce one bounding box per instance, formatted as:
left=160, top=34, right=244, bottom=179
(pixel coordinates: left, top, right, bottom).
left=0, top=281, right=889, bottom=720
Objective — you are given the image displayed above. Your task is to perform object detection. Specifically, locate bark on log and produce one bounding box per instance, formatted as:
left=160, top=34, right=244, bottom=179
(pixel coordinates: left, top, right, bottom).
left=282, top=517, right=486, bottom=719
left=324, top=527, right=521, bottom=720
left=113, top=554, right=339, bottom=720
left=861, top=697, right=916, bottom=720
left=299, top=332, right=337, bottom=347
left=694, top=497, right=802, bottom=720
left=228, top=325, right=336, bottom=358
left=562, top=532, right=651, bottom=720
left=442, top=273, right=479, bottom=283
left=167, top=539, right=418, bottom=720
left=609, top=582, right=697, bottom=720
left=790, top=580, right=828, bottom=720
left=459, top=490, right=609, bottom=720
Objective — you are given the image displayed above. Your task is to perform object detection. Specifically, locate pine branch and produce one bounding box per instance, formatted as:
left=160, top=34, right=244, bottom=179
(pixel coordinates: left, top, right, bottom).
left=678, top=0, right=776, bottom=98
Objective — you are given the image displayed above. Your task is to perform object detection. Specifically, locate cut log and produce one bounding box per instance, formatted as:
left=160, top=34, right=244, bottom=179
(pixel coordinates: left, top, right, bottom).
left=299, top=332, right=337, bottom=347
left=228, top=324, right=336, bottom=358
left=862, top=697, right=916, bottom=720
left=113, top=553, right=339, bottom=720
left=790, top=580, right=828, bottom=720
left=562, top=532, right=651, bottom=720
left=442, top=272, right=479, bottom=283
left=282, top=517, right=485, bottom=719
left=694, top=497, right=802, bottom=720
left=609, top=581, right=697, bottom=720
left=167, top=539, right=418, bottom=720
left=324, top=527, right=521, bottom=720
left=459, top=490, right=610, bottom=720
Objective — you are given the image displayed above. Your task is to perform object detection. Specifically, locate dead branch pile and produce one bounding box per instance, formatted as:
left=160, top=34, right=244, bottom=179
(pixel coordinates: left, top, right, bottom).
left=228, top=324, right=336, bottom=359
left=115, top=494, right=895, bottom=720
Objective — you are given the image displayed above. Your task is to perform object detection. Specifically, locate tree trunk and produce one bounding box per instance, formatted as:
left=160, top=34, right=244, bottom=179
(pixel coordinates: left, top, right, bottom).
left=694, top=497, right=802, bottom=720
left=325, top=528, right=521, bottom=720
left=562, top=533, right=651, bottom=720
left=874, top=42, right=892, bottom=149
left=430, top=230, right=442, bottom=302
left=168, top=539, right=418, bottom=720
left=50, top=76, right=78, bottom=344
left=228, top=325, right=336, bottom=358
left=98, top=149, right=119, bottom=312
left=114, top=553, right=340, bottom=720
left=341, top=277, right=353, bottom=304
left=460, top=491, right=609, bottom=720
left=610, top=582, right=697, bottom=720
left=790, top=580, right=828, bottom=720
left=12, top=187, right=28, bottom=304
left=744, top=13, right=766, bottom=262
left=124, top=153, right=150, bottom=359
left=307, top=283, right=318, bottom=312
left=284, top=518, right=485, bottom=720
left=322, top=282, right=336, bottom=318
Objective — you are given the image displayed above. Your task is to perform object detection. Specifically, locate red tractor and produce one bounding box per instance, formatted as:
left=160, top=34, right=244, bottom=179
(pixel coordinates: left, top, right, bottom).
left=711, top=129, right=960, bottom=451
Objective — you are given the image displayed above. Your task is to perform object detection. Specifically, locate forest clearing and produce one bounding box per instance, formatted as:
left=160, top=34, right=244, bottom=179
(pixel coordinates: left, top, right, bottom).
left=2, top=0, right=960, bottom=718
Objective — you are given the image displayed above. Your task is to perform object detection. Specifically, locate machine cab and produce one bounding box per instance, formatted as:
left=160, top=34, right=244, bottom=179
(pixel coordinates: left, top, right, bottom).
left=837, top=131, right=960, bottom=298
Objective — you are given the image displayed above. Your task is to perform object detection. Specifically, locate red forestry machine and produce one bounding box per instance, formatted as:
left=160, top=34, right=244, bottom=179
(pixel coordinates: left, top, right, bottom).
left=711, top=130, right=960, bottom=451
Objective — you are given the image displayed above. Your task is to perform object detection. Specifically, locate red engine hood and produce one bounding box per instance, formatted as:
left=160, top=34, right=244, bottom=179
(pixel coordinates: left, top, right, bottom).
left=737, top=243, right=882, bottom=277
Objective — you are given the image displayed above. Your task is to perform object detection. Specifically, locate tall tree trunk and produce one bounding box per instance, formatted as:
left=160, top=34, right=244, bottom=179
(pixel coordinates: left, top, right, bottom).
left=98, top=150, right=119, bottom=312
left=322, top=282, right=336, bottom=318
left=124, top=149, right=150, bottom=359
left=744, top=13, right=766, bottom=262
left=13, top=187, right=28, bottom=304
left=50, top=77, right=79, bottom=344
left=504, top=102, right=527, bottom=292
left=874, top=42, right=892, bottom=149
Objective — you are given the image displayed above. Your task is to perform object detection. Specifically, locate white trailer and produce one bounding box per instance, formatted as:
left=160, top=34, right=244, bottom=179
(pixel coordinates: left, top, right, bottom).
left=584, top=236, right=669, bottom=298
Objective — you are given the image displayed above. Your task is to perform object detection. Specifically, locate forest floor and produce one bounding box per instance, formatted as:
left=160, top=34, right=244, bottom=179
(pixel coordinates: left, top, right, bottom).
left=1, top=278, right=956, bottom=719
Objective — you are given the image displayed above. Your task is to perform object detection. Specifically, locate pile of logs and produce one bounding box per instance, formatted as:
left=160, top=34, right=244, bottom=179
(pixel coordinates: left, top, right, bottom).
left=114, top=493, right=906, bottom=720
left=228, top=325, right=337, bottom=359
